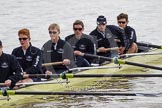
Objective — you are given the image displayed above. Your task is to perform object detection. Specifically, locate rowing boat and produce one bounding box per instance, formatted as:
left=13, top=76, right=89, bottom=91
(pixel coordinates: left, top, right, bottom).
left=1, top=48, right=162, bottom=107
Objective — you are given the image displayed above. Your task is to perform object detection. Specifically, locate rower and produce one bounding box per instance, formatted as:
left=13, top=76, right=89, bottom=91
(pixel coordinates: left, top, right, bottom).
left=0, top=40, right=22, bottom=89
left=89, top=15, right=125, bottom=64
left=42, top=23, right=76, bottom=74
left=12, top=28, right=43, bottom=83
left=117, top=13, right=138, bottom=53
left=65, top=20, right=96, bottom=67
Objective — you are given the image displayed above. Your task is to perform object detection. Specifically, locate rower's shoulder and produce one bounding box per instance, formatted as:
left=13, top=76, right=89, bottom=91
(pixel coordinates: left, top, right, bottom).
left=12, top=46, right=22, bottom=54
left=89, top=28, right=97, bottom=35
left=106, top=25, right=120, bottom=29
left=65, top=34, right=74, bottom=41
left=2, top=52, right=17, bottom=61
left=125, top=26, right=135, bottom=31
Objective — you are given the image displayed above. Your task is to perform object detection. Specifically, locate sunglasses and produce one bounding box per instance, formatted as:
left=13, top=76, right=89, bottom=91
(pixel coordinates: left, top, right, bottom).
left=118, top=21, right=126, bottom=24
left=73, top=28, right=82, bottom=31
left=49, top=31, right=58, bottom=35
left=19, top=38, right=28, bottom=41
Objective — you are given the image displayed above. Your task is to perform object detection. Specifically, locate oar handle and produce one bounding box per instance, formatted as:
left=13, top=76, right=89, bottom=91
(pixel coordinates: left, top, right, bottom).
left=97, top=47, right=119, bottom=53
left=42, top=61, right=63, bottom=67
left=0, top=83, right=5, bottom=86
left=105, top=47, right=119, bottom=51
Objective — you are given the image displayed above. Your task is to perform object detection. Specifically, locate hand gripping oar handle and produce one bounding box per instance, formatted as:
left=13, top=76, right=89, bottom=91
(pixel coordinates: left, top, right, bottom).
left=81, top=53, right=162, bottom=70
left=137, top=42, right=162, bottom=49
left=97, top=47, right=119, bottom=53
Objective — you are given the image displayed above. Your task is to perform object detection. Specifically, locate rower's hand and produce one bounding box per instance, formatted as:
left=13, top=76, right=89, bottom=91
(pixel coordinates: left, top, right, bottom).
left=22, top=72, right=29, bottom=78
left=118, top=46, right=125, bottom=55
left=4, top=79, right=12, bottom=87
left=74, top=50, right=82, bottom=56
left=63, top=59, right=70, bottom=65
left=45, top=70, right=52, bottom=75
left=114, top=39, right=121, bottom=42
left=97, top=47, right=107, bottom=53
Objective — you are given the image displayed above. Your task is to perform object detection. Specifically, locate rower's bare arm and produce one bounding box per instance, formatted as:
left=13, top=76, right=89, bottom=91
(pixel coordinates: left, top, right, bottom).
left=97, top=47, right=107, bottom=53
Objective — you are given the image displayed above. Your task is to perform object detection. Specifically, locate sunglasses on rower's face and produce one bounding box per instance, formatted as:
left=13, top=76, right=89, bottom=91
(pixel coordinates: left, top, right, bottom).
left=118, top=21, right=126, bottom=24
left=49, top=31, right=58, bottom=35
left=19, top=38, right=28, bottom=41
left=73, top=28, right=82, bottom=31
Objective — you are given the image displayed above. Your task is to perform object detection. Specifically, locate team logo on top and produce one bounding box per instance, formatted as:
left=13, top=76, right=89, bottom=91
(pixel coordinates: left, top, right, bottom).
left=106, top=33, right=112, bottom=38
left=46, top=50, right=53, bottom=52
left=79, top=44, right=86, bottom=50
left=26, top=56, right=32, bottom=61
left=1, top=62, right=8, bottom=68
left=57, top=48, right=64, bottom=53
left=16, top=57, right=23, bottom=59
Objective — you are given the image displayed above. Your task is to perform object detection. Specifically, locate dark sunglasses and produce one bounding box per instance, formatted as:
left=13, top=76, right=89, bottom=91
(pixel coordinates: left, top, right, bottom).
left=73, top=28, right=82, bottom=31
left=49, top=31, right=57, bottom=34
left=19, top=38, right=28, bottom=41
left=118, top=21, right=126, bottom=24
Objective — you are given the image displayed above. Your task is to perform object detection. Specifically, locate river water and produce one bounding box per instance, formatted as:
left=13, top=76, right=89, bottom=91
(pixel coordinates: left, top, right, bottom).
left=0, top=0, right=162, bottom=108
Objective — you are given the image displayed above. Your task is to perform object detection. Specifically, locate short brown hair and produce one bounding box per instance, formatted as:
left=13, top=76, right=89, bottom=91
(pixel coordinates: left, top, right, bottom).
left=73, top=20, right=84, bottom=29
left=117, top=13, right=128, bottom=21
left=18, top=28, right=30, bottom=39
left=48, top=23, right=60, bottom=33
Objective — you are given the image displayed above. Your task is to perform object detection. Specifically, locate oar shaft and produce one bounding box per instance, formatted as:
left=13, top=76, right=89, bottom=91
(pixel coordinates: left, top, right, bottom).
left=119, top=52, right=162, bottom=58
left=137, top=42, right=162, bottom=49
left=23, top=74, right=60, bottom=79
left=82, top=53, right=162, bottom=70
left=125, top=61, right=162, bottom=70
left=2, top=91, right=161, bottom=96
left=14, top=91, right=136, bottom=96
left=73, top=74, right=162, bottom=77
left=25, top=73, right=162, bottom=79
left=69, top=65, right=121, bottom=71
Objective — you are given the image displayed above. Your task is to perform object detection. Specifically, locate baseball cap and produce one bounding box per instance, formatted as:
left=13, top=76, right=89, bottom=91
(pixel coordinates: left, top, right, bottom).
left=97, top=15, right=107, bottom=25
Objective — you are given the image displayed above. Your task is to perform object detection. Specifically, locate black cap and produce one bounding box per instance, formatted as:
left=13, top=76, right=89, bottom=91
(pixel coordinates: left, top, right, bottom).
left=0, top=40, right=2, bottom=46
left=97, top=15, right=107, bottom=25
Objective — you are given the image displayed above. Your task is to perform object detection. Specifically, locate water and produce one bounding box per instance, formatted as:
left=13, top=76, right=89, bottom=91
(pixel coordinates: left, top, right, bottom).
left=0, top=0, right=162, bottom=53
left=0, top=0, right=162, bottom=107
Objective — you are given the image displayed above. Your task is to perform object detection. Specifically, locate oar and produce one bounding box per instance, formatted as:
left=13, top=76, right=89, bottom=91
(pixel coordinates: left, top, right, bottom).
left=15, top=80, right=69, bottom=86
left=0, top=83, right=5, bottom=86
left=24, top=73, right=162, bottom=79
left=97, top=47, right=119, bottom=53
left=68, top=65, right=121, bottom=72
left=119, top=52, right=162, bottom=58
left=0, top=90, right=161, bottom=97
left=42, top=61, right=63, bottom=67
left=0, top=80, right=69, bottom=87
left=137, top=42, right=162, bottom=49
left=80, top=53, right=162, bottom=70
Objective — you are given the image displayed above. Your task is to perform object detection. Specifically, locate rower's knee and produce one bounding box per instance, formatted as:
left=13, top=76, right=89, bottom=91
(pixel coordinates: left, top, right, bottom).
left=127, top=43, right=138, bottom=53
